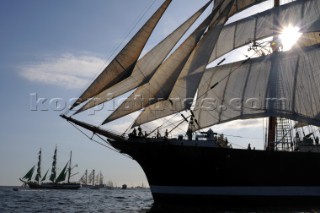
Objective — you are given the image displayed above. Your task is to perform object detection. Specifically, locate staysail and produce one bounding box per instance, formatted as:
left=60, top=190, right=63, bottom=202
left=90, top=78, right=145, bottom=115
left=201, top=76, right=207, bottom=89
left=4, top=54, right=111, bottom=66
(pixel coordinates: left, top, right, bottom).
left=63, top=0, right=320, bottom=138
left=55, top=162, right=69, bottom=183
left=103, top=5, right=217, bottom=124
left=41, top=169, right=49, bottom=182
left=76, top=1, right=213, bottom=114
left=70, top=0, right=172, bottom=110
left=22, top=166, right=35, bottom=181
left=132, top=0, right=236, bottom=127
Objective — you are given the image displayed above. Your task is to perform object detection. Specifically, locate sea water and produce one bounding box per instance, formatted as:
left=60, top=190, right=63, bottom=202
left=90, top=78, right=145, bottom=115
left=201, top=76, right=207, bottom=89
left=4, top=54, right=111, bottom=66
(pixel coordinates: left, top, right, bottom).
left=0, top=186, right=153, bottom=213
left=2, top=186, right=320, bottom=212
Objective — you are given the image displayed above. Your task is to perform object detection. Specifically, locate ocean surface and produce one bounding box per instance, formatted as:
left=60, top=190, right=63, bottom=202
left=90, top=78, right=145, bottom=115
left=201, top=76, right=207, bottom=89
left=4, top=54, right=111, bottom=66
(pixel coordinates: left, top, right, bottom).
left=2, top=186, right=320, bottom=212
left=0, top=186, right=153, bottom=213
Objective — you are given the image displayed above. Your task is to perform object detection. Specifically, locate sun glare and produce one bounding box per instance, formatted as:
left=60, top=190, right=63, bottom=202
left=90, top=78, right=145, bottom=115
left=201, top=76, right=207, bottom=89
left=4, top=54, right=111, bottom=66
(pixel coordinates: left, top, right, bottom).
left=279, top=25, right=302, bottom=51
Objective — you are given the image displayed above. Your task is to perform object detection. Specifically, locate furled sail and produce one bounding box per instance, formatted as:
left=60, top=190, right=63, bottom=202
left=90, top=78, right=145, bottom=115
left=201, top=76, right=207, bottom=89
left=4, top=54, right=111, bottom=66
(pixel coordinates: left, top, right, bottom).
left=209, top=0, right=320, bottom=64
left=193, top=44, right=320, bottom=130
left=70, top=0, right=172, bottom=110
left=49, top=147, right=57, bottom=182
left=76, top=1, right=213, bottom=114
left=132, top=0, right=236, bottom=127
left=34, top=149, right=41, bottom=183
left=103, top=8, right=216, bottom=124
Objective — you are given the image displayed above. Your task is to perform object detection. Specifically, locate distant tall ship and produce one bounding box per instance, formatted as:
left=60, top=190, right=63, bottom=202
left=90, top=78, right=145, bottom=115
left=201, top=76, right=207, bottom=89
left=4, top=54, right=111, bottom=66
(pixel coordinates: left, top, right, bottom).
left=79, top=169, right=104, bottom=189
left=20, top=147, right=81, bottom=190
left=62, top=0, right=320, bottom=205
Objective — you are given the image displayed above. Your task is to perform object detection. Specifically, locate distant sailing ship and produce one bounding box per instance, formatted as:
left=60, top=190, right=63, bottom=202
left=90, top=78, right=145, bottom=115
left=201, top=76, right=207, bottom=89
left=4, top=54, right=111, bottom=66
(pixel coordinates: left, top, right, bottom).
left=61, top=0, right=320, bottom=205
left=20, top=147, right=81, bottom=190
left=79, top=169, right=105, bottom=189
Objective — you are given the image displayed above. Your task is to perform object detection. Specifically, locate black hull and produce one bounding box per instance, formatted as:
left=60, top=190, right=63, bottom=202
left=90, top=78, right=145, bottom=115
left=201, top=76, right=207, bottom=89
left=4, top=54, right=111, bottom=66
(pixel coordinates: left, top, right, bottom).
left=60, top=116, right=320, bottom=206
left=108, top=138, right=320, bottom=206
left=27, top=182, right=81, bottom=190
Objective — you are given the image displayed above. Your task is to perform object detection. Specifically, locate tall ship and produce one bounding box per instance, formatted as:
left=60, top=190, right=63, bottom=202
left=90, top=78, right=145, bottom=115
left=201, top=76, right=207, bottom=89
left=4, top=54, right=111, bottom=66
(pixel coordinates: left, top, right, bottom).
left=20, top=147, right=81, bottom=190
left=61, top=0, right=320, bottom=205
left=79, top=169, right=105, bottom=189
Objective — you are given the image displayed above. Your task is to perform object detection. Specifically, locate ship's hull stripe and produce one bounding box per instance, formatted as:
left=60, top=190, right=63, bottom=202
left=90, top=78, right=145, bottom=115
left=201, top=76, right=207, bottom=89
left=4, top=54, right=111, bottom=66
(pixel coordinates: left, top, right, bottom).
left=150, top=186, right=320, bottom=196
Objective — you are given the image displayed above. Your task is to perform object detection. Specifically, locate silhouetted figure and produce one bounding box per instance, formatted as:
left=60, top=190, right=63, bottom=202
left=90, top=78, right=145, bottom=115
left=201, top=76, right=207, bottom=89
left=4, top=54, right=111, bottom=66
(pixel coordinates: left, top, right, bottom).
left=132, top=128, right=137, bottom=136
left=316, top=137, right=319, bottom=145
left=138, top=126, right=143, bottom=137
left=165, top=129, right=169, bottom=138
left=207, top=128, right=214, bottom=140
left=248, top=143, right=252, bottom=150
left=187, top=129, right=193, bottom=141
left=129, top=128, right=137, bottom=138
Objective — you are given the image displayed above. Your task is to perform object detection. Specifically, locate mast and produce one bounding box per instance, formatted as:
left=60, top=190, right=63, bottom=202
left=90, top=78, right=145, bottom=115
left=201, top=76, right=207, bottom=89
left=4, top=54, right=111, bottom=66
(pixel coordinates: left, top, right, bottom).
left=34, top=149, right=42, bottom=183
left=84, top=169, right=88, bottom=185
left=92, top=169, right=95, bottom=186
left=267, top=0, right=280, bottom=151
left=67, top=151, right=72, bottom=183
left=49, top=146, right=57, bottom=183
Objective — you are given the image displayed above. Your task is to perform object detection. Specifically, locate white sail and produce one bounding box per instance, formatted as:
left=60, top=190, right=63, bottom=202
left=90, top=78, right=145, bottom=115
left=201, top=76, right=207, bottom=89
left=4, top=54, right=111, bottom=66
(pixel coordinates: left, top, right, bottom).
left=133, top=0, right=236, bottom=127
left=62, top=0, right=320, bottom=138
left=103, top=10, right=215, bottom=124
left=193, top=44, right=320, bottom=130
left=209, top=0, right=320, bottom=63
left=75, top=0, right=270, bottom=114
left=215, top=0, right=268, bottom=19
left=70, top=0, right=172, bottom=110
left=76, top=1, right=213, bottom=114
left=297, top=32, right=320, bottom=47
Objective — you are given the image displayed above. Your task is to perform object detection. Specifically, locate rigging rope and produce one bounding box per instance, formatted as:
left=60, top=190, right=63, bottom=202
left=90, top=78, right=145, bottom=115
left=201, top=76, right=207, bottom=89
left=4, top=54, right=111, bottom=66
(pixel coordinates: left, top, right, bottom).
left=65, top=0, right=158, bottom=117
left=67, top=120, right=133, bottom=160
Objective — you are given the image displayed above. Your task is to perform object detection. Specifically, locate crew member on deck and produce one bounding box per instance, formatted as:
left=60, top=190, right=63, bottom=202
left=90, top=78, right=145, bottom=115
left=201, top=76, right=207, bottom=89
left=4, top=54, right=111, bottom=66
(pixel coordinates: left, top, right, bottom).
left=187, top=128, right=193, bottom=141
left=165, top=129, right=169, bottom=139
left=157, top=129, right=161, bottom=138
left=131, top=128, right=137, bottom=138
left=138, top=126, right=143, bottom=137
left=207, top=128, right=214, bottom=140
left=187, top=116, right=194, bottom=140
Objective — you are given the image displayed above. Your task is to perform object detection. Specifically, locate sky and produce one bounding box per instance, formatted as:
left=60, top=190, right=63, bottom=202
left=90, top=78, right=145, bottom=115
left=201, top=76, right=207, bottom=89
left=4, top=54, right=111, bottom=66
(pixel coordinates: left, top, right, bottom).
left=0, top=0, right=274, bottom=186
